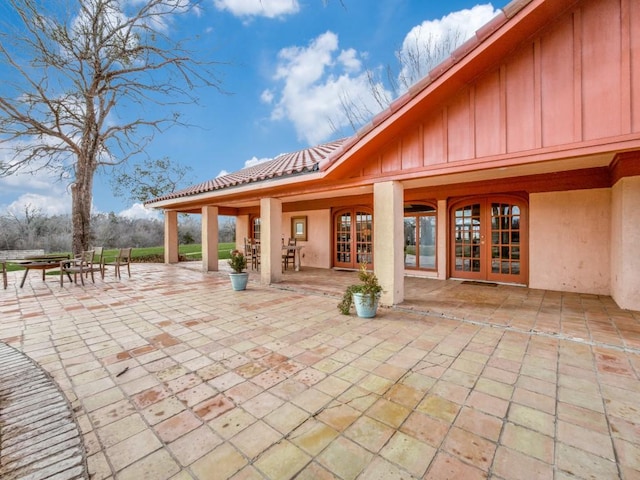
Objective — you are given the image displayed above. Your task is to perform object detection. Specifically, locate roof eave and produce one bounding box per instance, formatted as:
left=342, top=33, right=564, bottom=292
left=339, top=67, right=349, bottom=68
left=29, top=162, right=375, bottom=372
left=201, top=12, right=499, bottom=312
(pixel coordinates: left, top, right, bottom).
left=147, top=169, right=326, bottom=210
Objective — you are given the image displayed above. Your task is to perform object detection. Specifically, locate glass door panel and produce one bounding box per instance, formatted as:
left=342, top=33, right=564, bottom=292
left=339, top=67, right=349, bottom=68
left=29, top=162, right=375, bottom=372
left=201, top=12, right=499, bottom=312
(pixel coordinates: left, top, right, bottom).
left=419, top=216, right=436, bottom=269
left=453, top=203, right=483, bottom=278
left=334, top=208, right=373, bottom=269
left=335, top=212, right=352, bottom=267
left=489, top=202, right=522, bottom=281
left=355, top=211, right=373, bottom=266
left=404, top=205, right=437, bottom=271
left=404, top=217, right=417, bottom=268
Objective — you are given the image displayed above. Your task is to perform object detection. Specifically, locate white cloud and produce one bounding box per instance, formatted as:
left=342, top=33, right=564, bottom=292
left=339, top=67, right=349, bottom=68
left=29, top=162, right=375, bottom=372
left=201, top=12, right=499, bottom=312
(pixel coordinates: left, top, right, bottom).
left=337, top=48, right=361, bottom=73
left=123, top=0, right=194, bottom=32
left=398, top=4, right=499, bottom=88
left=268, top=31, right=389, bottom=145
left=0, top=170, right=63, bottom=193
left=2, top=192, right=71, bottom=217
left=118, top=203, right=160, bottom=220
left=265, top=5, right=500, bottom=146
left=260, top=89, right=274, bottom=104
left=213, top=0, right=299, bottom=18
left=244, top=156, right=273, bottom=168
left=0, top=161, right=72, bottom=217
left=1, top=187, right=157, bottom=221
left=216, top=169, right=229, bottom=177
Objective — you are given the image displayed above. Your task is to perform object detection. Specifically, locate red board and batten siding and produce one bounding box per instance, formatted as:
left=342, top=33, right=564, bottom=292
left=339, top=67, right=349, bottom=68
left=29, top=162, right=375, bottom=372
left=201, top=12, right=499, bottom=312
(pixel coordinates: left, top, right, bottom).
left=341, top=0, right=640, bottom=183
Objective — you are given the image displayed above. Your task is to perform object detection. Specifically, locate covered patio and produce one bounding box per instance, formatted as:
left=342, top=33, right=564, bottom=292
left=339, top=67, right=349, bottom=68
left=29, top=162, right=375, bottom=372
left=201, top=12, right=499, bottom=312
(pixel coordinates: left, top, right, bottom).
left=148, top=0, right=640, bottom=314
left=1, top=263, right=639, bottom=479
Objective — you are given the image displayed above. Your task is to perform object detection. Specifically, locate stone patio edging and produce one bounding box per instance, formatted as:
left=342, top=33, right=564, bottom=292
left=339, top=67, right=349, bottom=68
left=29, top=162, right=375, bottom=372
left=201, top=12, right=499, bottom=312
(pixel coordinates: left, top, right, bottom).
left=0, top=341, right=88, bottom=480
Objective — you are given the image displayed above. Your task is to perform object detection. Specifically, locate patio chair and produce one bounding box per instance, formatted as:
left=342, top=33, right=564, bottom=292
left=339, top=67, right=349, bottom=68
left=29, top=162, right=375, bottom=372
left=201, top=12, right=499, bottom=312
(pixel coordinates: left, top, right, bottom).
left=102, top=247, right=132, bottom=279
left=90, top=247, right=105, bottom=279
left=60, top=250, right=97, bottom=286
left=251, top=242, right=260, bottom=270
left=243, top=238, right=254, bottom=269
left=282, top=237, right=296, bottom=271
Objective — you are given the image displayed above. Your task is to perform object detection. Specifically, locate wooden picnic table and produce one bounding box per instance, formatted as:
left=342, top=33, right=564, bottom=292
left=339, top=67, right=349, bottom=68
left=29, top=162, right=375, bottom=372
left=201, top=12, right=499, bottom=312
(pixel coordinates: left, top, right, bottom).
left=9, top=255, right=71, bottom=288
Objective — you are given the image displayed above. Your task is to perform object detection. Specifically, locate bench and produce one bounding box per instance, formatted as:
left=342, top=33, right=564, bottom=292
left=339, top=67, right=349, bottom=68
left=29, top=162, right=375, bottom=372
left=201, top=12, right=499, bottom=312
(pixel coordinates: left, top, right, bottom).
left=0, top=249, right=46, bottom=261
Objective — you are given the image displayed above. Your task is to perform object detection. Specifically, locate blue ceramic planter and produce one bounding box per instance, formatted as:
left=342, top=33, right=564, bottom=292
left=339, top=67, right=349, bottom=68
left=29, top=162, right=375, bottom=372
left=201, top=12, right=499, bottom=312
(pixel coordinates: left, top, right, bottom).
left=352, top=292, right=380, bottom=318
left=229, top=272, right=249, bottom=291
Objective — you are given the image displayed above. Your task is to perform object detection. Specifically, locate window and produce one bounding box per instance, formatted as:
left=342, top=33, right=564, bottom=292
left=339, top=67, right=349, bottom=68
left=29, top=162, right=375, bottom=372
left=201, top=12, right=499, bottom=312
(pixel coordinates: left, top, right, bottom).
left=252, top=217, right=261, bottom=241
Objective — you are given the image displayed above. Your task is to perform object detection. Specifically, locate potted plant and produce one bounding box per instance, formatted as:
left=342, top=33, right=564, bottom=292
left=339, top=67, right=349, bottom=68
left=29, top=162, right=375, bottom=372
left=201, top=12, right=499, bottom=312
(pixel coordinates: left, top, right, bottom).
left=228, top=250, right=248, bottom=291
left=337, top=263, right=382, bottom=318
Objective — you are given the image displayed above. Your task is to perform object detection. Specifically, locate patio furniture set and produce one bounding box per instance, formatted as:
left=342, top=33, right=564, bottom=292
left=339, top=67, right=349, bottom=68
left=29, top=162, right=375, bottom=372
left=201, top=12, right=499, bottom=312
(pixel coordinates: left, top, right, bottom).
left=244, top=237, right=304, bottom=272
left=2, top=247, right=132, bottom=289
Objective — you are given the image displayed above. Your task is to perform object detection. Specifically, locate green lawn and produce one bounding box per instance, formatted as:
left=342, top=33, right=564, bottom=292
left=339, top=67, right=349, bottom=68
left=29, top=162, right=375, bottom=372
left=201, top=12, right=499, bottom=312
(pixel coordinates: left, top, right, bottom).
left=4, top=243, right=236, bottom=272
left=132, top=243, right=235, bottom=262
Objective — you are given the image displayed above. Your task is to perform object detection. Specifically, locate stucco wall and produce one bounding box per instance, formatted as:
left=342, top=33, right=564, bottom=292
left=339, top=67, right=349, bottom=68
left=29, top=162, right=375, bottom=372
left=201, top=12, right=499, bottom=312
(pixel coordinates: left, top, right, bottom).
left=611, top=176, right=640, bottom=311
left=282, top=210, right=332, bottom=268
left=529, top=189, right=611, bottom=295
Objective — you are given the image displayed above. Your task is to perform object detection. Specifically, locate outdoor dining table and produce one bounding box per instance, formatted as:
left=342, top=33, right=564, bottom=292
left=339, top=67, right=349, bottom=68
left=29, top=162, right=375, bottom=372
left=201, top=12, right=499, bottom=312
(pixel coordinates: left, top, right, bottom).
left=10, top=254, right=71, bottom=288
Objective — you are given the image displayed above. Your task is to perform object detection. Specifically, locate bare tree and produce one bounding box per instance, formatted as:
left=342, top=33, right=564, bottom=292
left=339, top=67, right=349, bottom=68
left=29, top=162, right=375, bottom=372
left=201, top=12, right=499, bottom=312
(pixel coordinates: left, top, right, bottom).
left=111, top=156, right=193, bottom=204
left=395, top=26, right=464, bottom=92
left=333, top=25, right=464, bottom=135
left=219, top=215, right=236, bottom=243
left=0, top=0, right=222, bottom=254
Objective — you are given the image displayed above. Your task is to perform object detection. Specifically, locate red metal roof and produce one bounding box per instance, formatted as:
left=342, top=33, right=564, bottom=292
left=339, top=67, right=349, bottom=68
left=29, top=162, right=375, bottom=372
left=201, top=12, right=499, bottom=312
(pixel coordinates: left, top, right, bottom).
left=147, top=138, right=348, bottom=204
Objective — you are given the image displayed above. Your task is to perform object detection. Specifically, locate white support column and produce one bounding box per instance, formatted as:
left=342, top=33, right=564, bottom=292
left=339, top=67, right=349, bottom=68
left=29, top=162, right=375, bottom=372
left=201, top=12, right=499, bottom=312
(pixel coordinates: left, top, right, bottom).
left=236, top=215, right=250, bottom=251
left=611, top=176, right=640, bottom=310
left=437, top=199, right=448, bottom=280
left=373, top=181, right=404, bottom=305
left=260, top=197, right=282, bottom=284
left=201, top=206, right=219, bottom=272
left=164, top=210, right=179, bottom=264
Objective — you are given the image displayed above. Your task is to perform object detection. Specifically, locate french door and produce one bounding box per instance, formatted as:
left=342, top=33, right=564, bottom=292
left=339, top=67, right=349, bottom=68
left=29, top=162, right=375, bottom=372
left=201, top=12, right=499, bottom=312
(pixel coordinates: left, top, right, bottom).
left=451, top=197, right=527, bottom=284
left=334, top=208, right=373, bottom=269
left=404, top=204, right=437, bottom=271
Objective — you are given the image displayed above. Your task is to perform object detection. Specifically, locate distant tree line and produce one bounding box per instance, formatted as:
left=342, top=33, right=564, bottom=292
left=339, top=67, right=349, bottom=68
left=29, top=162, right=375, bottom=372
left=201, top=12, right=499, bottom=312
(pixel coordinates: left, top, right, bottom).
left=0, top=207, right=236, bottom=253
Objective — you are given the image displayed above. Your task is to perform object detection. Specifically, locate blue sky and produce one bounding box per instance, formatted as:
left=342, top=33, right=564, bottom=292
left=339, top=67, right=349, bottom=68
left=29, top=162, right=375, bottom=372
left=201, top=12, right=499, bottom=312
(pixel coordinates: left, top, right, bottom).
left=0, top=0, right=507, bottom=219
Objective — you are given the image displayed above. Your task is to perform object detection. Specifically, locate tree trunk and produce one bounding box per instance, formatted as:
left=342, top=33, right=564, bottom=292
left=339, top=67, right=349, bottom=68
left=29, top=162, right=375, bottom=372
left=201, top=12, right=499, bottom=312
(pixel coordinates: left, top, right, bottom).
left=71, top=155, right=95, bottom=255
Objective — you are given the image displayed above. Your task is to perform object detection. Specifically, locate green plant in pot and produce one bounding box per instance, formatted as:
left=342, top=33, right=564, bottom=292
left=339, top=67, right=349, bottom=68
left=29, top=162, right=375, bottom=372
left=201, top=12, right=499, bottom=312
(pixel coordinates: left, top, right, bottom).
left=228, top=250, right=248, bottom=291
left=338, top=263, right=382, bottom=318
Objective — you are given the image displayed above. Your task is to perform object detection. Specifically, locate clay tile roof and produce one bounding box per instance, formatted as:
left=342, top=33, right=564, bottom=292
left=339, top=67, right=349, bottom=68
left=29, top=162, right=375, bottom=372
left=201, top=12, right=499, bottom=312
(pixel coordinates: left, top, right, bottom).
left=147, top=138, right=348, bottom=204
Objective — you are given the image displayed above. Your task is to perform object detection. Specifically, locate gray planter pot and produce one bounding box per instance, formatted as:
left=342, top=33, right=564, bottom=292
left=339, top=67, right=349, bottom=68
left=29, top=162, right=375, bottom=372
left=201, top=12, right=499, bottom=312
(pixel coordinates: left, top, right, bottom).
left=352, top=292, right=380, bottom=318
left=229, top=272, right=249, bottom=291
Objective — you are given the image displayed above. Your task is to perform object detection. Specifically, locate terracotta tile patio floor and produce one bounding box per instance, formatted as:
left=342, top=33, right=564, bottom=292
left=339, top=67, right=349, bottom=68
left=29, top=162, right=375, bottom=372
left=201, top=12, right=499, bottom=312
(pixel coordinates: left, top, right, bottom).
left=1, top=262, right=639, bottom=479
